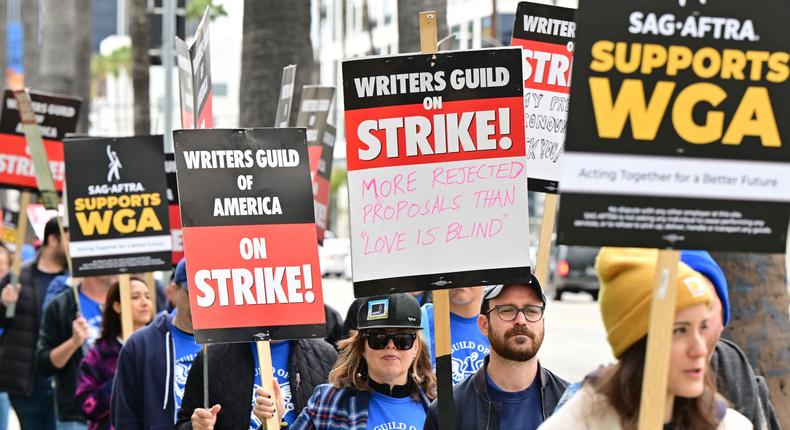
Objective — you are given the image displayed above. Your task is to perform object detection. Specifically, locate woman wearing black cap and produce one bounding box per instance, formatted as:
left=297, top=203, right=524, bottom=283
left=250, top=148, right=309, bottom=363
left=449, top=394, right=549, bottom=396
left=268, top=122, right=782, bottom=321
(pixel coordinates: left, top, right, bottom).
left=253, top=293, right=436, bottom=429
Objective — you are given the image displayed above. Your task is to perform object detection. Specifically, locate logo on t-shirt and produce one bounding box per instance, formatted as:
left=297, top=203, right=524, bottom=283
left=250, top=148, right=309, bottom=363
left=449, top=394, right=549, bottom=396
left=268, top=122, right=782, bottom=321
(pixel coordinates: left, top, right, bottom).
left=174, top=353, right=197, bottom=406
left=450, top=341, right=489, bottom=384
left=372, top=422, right=420, bottom=430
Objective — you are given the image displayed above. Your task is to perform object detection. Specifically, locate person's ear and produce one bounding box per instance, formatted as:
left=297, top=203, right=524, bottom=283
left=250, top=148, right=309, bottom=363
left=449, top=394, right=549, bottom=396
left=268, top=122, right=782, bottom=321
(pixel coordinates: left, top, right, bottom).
left=478, top=314, right=489, bottom=337
left=113, top=301, right=122, bottom=314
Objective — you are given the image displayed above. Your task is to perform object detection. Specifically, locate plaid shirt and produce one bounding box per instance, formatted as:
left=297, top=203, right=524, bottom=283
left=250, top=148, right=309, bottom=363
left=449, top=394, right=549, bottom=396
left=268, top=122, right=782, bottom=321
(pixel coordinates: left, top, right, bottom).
left=290, top=384, right=432, bottom=429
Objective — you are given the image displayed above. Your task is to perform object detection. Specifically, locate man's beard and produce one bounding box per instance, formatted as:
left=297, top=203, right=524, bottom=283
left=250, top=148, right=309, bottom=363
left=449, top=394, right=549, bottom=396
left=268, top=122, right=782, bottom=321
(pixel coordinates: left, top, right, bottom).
left=489, top=323, right=544, bottom=362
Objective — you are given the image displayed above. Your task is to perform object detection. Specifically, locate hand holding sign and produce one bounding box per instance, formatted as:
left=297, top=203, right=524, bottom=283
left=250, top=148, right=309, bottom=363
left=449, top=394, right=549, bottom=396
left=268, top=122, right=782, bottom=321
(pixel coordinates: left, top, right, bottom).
left=191, top=404, right=221, bottom=430
left=253, top=383, right=285, bottom=423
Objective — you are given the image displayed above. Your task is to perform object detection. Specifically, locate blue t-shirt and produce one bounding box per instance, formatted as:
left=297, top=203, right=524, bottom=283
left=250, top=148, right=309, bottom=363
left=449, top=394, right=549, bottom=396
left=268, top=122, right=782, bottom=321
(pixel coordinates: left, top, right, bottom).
left=171, top=324, right=201, bottom=419
left=78, top=289, right=102, bottom=348
left=368, top=391, right=426, bottom=430
left=421, top=304, right=490, bottom=385
left=251, top=342, right=294, bottom=429
left=486, top=371, right=543, bottom=430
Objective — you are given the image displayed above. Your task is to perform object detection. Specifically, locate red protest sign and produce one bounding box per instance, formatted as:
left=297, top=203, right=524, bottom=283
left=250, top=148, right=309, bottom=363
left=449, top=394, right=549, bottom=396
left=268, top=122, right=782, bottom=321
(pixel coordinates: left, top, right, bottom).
left=174, top=128, right=325, bottom=343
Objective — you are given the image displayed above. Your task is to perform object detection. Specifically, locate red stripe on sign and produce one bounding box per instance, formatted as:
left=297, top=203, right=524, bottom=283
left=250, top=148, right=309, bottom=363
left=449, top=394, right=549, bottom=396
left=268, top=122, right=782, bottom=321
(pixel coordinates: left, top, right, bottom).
left=169, top=204, right=184, bottom=265
left=511, top=38, right=573, bottom=94
left=197, top=90, right=213, bottom=129
left=0, top=133, right=65, bottom=191
left=345, top=97, right=525, bottom=171
left=182, top=223, right=325, bottom=330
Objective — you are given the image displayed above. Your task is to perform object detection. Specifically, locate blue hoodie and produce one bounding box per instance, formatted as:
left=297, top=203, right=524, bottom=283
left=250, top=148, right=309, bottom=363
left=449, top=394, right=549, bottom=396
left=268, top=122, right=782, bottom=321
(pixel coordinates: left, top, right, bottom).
left=110, top=311, right=183, bottom=429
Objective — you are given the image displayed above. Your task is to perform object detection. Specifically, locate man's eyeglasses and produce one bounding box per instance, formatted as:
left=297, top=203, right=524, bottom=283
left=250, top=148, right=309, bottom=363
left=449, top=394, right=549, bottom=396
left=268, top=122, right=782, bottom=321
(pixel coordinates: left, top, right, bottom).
left=484, top=304, right=545, bottom=322
left=363, top=331, right=417, bottom=350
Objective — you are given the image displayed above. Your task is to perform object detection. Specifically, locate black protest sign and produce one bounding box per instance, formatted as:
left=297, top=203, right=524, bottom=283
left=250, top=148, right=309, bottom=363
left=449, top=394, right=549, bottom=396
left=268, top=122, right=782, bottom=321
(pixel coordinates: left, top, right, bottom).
left=165, top=152, right=183, bottom=265
left=174, top=128, right=325, bottom=344
left=296, top=86, right=335, bottom=147
left=274, top=65, right=296, bottom=128
left=175, top=37, right=195, bottom=129
left=64, top=136, right=171, bottom=276
left=557, top=0, right=790, bottom=252
left=0, top=89, right=81, bottom=140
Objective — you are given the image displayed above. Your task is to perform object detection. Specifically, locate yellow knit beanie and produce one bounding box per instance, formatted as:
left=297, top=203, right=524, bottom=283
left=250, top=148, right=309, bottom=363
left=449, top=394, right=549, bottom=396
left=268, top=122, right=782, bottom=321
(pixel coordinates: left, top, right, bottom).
left=596, top=247, right=713, bottom=358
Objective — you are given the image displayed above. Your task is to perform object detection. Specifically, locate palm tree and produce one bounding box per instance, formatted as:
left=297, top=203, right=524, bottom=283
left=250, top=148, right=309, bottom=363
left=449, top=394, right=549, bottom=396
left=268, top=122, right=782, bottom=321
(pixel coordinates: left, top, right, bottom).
left=239, top=0, right=315, bottom=128
left=397, top=0, right=448, bottom=53
left=38, top=0, right=92, bottom=133
left=130, top=0, right=150, bottom=135
left=710, top=252, right=790, bottom=427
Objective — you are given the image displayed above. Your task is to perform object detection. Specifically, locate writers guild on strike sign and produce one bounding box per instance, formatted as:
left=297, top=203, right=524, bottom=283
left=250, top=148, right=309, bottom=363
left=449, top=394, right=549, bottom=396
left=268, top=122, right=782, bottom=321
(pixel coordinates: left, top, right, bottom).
left=343, top=48, right=532, bottom=294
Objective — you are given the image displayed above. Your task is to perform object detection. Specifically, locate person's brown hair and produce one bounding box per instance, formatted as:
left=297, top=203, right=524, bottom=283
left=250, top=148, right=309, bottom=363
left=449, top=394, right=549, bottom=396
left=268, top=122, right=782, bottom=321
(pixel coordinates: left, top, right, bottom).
left=100, top=276, right=147, bottom=341
left=591, top=337, right=722, bottom=430
left=329, top=330, right=437, bottom=401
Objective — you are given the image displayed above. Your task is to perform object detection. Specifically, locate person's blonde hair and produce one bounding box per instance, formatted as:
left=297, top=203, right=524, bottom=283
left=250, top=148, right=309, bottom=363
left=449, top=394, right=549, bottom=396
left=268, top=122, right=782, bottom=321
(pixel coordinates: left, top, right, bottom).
left=329, top=330, right=437, bottom=401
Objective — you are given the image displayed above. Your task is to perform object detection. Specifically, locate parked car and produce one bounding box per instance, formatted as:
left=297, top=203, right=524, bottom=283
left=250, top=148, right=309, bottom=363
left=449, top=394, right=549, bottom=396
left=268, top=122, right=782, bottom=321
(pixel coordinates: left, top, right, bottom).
left=319, top=237, right=350, bottom=277
left=549, top=245, right=601, bottom=301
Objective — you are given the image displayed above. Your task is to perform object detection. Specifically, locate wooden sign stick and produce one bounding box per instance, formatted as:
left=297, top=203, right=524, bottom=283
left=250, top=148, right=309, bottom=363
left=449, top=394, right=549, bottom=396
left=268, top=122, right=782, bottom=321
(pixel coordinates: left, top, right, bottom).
left=420, top=11, right=454, bottom=430
left=638, top=249, right=680, bottom=430
left=4, top=191, right=31, bottom=318
left=256, top=335, right=280, bottom=429
left=119, top=273, right=134, bottom=340
left=534, top=193, right=558, bottom=288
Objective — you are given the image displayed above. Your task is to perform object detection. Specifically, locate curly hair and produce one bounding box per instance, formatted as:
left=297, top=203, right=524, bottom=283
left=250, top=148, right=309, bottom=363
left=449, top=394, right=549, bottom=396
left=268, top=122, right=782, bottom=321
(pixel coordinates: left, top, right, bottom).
left=329, top=330, right=437, bottom=401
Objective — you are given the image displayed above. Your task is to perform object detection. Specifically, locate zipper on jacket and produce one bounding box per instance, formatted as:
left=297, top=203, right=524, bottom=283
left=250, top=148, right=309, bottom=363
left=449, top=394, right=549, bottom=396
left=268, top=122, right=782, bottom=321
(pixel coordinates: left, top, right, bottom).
left=486, top=400, right=492, bottom=430
left=295, top=371, right=302, bottom=411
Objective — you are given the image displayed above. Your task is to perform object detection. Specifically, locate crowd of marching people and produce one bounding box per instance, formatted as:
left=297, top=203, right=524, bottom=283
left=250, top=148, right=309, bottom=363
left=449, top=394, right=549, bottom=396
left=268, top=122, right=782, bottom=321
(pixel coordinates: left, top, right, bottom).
left=0, top=216, right=783, bottom=429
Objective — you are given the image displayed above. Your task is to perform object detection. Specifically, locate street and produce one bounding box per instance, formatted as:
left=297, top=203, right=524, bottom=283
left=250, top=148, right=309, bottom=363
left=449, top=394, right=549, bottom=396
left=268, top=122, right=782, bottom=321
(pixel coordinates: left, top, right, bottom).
left=321, top=277, right=614, bottom=383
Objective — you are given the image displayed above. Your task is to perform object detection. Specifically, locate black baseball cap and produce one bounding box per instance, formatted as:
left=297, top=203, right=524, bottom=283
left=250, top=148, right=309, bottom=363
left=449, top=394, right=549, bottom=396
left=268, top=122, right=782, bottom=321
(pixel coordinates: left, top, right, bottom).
left=481, top=274, right=546, bottom=314
left=357, top=294, right=422, bottom=330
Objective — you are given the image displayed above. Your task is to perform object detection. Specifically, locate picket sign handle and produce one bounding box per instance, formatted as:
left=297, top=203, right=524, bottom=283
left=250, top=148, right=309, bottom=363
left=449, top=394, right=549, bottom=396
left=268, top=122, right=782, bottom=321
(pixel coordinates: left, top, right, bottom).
left=534, top=193, right=558, bottom=288
left=638, top=249, right=680, bottom=430
left=256, top=340, right=280, bottom=430
left=419, top=10, right=455, bottom=430
left=202, top=344, right=209, bottom=409
left=4, top=191, right=31, bottom=318
left=118, top=274, right=134, bottom=340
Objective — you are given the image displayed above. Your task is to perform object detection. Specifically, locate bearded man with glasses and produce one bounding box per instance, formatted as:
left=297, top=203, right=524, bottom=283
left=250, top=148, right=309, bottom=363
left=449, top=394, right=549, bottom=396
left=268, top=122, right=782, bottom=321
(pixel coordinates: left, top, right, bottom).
left=424, top=275, right=569, bottom=430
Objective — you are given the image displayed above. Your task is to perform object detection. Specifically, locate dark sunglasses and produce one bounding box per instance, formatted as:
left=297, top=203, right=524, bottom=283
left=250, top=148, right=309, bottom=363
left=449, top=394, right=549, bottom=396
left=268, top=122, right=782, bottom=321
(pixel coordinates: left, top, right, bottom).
left=363, top=331, right=417, bottom=350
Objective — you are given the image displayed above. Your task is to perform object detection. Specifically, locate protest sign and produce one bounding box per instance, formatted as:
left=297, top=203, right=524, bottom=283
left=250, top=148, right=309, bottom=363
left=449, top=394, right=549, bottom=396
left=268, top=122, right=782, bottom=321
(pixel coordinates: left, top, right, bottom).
left=274, top=65, right=297, bottom=128
left=175, top=37, right=195, bottom=129
left=0, top=90, right=81, bottom=192
left=313, top=124, right=336, bottom=243
left=173, top=128, right=326, bottom=343
left=342, top=46, right=531, bottom=296
left=64, top=136, right=171, bottom=277
left=165, top=153, right=184, bottom=265
left=296, top=85, right=335, bottom=244
left=511, top=0, right=576, bottom=193
left=556, top=0, right=790, bottom=253
left=191, top=10, right=213, bottom=129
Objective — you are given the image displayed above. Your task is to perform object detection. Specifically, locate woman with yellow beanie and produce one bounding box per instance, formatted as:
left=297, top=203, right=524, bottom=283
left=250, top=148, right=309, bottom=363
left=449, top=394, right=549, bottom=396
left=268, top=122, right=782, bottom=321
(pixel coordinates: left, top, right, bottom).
left=539, top=248, right=752, bottom=430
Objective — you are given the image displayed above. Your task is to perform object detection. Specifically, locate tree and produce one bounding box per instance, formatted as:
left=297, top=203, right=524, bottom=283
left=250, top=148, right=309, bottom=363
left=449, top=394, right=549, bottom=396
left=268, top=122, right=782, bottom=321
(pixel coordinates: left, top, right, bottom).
left=397, top=0, right=448, bottom=54
left=711, top=252, right=790, bottom=428
left=39, top=0, right=92, bottom=133
left=130, top=0, right=150, bottom=135
left=239, top=0, right=315, bottom=128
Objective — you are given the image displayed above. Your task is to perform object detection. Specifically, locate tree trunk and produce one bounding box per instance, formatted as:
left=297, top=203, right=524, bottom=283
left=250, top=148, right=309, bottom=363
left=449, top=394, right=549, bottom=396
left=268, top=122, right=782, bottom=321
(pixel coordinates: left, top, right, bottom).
left=239, top=0, right=315, bottom=128
left=21, top=0, right=38, bottom=88
left=73, top=0, right=91, bottom=133
left=130, top=0, right=150, bottom=135
left=711, top=252, right=790, bottom=428
left=39, top=0, right=77, bottom=94
left=0, top=0, right=7, bottom=85
left=397, top=0, right=448, bottom=54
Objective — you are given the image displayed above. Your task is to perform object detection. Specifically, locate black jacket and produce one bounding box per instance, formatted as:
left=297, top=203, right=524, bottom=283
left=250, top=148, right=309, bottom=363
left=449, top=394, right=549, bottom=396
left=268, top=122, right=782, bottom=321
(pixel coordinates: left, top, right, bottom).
left=35, top=286, right=84, bottom=422
left=175, top=339, right=338, bottom=429
left=424, top=358, right=568, bottom=430
left=0, top=260, right=62, bottom=396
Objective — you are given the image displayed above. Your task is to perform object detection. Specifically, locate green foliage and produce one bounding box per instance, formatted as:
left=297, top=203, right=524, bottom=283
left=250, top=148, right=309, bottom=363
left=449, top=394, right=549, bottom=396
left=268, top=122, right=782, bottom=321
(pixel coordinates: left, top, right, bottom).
left=186, top=0, right=228, bottom=21
left=90, top=46, right=132, bottom=97
left=330, top=167, right=348, bottom=194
